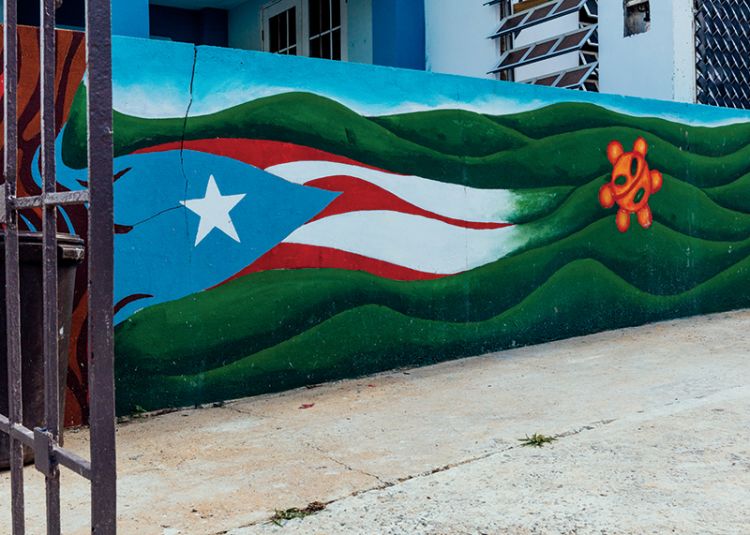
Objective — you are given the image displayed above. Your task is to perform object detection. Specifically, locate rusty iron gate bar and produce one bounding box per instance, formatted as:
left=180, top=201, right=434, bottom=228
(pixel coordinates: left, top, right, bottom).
left=0, top=0, right=116, bottom=533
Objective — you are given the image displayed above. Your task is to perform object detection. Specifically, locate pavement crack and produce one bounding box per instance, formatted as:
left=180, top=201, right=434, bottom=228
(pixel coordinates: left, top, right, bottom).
left=201, top=415, right=645, bottom=535
left=305, top=442, right=389, bottom=486
left=387, top=418, right=619, bottom=488
left=210, top=418, right=622, bottom=533
left=330, top=417, right=622, bottom=497
left=554, top=418, right=617, bottom=439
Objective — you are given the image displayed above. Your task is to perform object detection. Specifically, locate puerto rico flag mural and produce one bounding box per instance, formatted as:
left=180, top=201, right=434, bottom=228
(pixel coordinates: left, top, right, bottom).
left=131, top=139, right=535, bottom=286
left=33, top=35, right=750, bottom=416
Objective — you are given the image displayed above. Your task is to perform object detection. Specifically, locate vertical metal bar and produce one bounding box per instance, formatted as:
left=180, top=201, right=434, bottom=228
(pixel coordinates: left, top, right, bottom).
left=85, top=0, right=117, bottom=532
left=40, top=0, right=62, bottom=532
left=3, top=0, right=26, bottom=533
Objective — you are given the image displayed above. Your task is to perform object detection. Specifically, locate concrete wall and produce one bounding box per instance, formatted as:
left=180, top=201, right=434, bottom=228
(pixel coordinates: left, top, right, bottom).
left=347, top=0, right=373, bottom=65
left=670, top=0, right=697, bottom=103
left=424, top=0, right=499, bottom=79
left=11, top=26, right=750, bottom=421
left=599, top=0, right=696, bottom=102
left=104, top=38, right=750, bottom=416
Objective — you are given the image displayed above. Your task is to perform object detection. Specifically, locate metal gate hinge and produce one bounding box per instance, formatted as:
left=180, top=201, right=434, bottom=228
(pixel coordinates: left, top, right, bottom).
left=34, top=428, right=59, bottom=477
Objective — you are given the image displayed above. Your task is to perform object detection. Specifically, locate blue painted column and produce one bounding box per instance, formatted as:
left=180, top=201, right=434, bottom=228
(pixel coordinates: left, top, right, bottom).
left=372, top=0, right=426, bottom=70
left=113, top=0, right=150, bottom=38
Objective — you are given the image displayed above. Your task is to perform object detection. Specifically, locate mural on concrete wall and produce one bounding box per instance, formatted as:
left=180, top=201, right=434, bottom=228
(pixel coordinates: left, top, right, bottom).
left=12, top=33, right=750, bottom=417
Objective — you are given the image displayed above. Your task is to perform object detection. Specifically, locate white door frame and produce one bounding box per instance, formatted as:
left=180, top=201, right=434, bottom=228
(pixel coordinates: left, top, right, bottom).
left=261, top=0, right=306, bottom=55
left=261, top=0, right=348, bottom=60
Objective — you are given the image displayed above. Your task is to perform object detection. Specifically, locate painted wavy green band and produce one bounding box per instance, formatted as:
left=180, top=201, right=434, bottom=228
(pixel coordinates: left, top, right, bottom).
left=115, top=212, right=750, bottom=385
left=115, top=254, right=750, bottom=414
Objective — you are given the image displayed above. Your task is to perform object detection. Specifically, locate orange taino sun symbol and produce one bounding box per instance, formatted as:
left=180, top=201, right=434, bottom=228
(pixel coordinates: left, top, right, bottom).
left=599, top=137, right=663, bottom=233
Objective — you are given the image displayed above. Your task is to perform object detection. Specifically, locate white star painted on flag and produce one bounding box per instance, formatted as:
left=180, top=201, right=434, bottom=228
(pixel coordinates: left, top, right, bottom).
left=180, top=175, right=246, bottom=246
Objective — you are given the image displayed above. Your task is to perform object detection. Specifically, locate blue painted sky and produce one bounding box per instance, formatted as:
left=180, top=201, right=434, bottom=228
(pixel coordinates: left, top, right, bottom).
left=111, top=35, right=750, bottom=127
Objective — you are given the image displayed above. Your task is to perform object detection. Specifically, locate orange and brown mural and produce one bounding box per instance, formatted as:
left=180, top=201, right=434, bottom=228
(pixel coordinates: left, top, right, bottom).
left=0, top=26, right=89, bottom=425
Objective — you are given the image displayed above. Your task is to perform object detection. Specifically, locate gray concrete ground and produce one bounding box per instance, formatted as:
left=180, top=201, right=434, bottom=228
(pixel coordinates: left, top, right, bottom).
left=2, top=310, right=750, bottom=535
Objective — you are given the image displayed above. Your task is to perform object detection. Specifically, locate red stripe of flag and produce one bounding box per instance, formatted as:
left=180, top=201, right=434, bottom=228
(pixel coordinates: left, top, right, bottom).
left=134, top=138, right=387, bottom=172
left=218, top=243, right=448, bottom=285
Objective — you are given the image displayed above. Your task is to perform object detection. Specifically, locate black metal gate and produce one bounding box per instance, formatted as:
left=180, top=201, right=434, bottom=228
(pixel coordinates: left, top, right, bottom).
left=1, top=0, right=116, bottom=533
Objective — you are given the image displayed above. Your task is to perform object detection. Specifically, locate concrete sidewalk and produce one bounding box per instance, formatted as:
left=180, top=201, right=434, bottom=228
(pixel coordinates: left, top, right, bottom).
left=2, top=310, right=750, bottom=534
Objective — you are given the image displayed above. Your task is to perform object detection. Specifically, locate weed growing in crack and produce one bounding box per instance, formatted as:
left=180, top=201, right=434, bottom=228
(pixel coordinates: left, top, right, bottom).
left=519, top=433, right=556, bottom=447
left=269, top=501, right=326, bottom=526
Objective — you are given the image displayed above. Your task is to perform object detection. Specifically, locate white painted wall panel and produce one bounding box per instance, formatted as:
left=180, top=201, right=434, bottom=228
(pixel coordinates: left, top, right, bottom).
left=424, top=0, right=500, bottom=79
left=599, top=0, right=695, bottom=102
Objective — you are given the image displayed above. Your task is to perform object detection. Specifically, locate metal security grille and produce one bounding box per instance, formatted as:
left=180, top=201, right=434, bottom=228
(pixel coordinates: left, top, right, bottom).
left=0, top=0, right=116, bottom=533
left=489, top=0, right=599, bottom=91
left=695, top=0, right=750, bottom=109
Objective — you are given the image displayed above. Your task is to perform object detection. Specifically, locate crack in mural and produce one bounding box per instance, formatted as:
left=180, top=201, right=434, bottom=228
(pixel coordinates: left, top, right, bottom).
left=182, top=46, right=199, bottom=265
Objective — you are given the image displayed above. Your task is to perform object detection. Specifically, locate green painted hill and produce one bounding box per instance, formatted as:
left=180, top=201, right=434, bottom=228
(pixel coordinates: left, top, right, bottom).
left=488, top=101, right=750, bottom=156
left=369, top=109, right=530, bottom=157
left=63, top=90, right=750, bottom=190
left=115, top=252, right=750, bottom=413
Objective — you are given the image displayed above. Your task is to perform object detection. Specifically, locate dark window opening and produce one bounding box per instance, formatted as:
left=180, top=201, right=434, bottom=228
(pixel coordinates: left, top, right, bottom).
left=149, top=5, right=228, bottom=47
left=309, top=0, right=341, bottom=60
left=18, top=0, right=85, bottom=30
left=624, top=0, right=650, bottom=37
left=268, top=7, right=298, bottom=55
